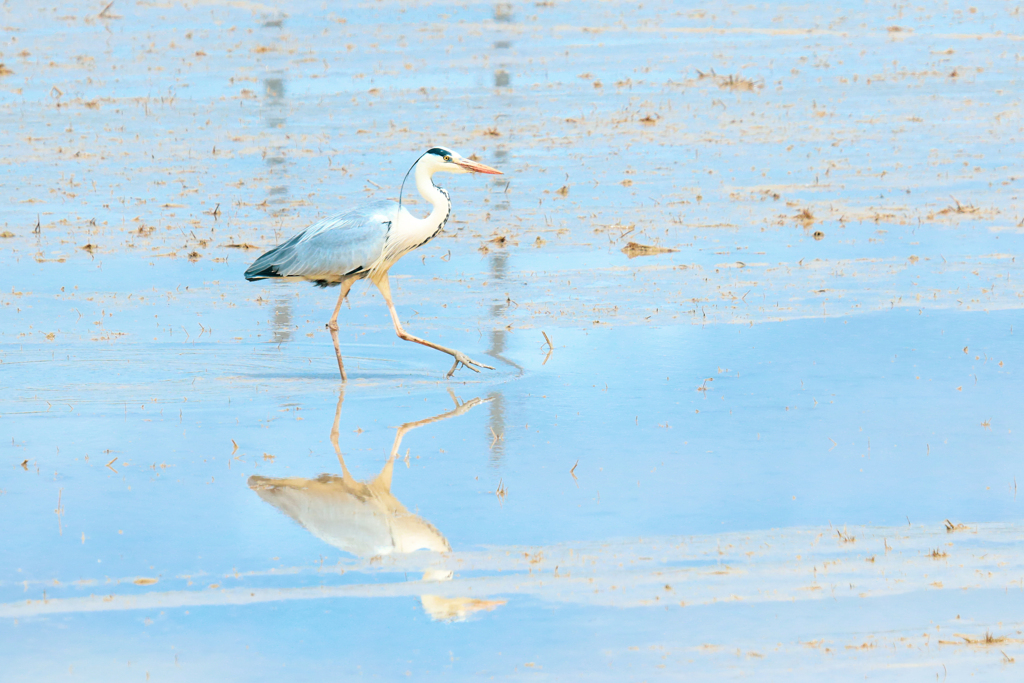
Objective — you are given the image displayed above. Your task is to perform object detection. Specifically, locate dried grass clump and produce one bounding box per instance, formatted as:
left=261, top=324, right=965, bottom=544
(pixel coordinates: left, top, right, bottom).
left=696, top=68, right=762, bottom=92
left=795, top=208, right=816, bottom=227
left=937, top=196, right=979, bottom=215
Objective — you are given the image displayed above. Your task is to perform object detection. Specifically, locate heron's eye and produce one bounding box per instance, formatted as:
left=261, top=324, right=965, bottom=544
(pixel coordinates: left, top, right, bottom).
left=443, top=155, right=451, bottom=162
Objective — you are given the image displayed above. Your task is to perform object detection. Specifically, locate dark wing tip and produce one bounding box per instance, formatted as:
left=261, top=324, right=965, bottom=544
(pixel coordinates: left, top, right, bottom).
left=244, top=253, right=282, bottom=281
left=244, top=264, right=279, bottom=281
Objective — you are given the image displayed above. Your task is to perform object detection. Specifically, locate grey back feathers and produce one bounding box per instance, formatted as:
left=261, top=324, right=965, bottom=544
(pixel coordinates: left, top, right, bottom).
left=244, top=200, right=396, bottom=288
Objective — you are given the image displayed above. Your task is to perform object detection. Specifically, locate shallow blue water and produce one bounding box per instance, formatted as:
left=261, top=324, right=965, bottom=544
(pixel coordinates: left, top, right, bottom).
left=2, top=0, right=1024, bottom=679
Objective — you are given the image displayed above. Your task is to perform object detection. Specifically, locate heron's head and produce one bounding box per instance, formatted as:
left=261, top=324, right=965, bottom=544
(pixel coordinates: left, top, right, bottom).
left=421, top=147, right=502, bottom=175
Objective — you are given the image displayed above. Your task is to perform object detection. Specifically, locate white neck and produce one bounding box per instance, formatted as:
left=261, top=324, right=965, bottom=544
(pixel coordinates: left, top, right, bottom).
left=375, top=159, right=452, bottom=273
left=412, top=162, right=450, bottom=230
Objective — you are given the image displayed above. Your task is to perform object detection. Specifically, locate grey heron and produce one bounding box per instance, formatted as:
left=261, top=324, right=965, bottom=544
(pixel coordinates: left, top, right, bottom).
left=244, top=147, right=502, bottom=380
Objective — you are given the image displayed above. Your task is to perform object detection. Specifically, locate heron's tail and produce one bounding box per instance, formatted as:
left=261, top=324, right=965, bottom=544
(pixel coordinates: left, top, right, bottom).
left=244, top=245, right=286, bottom=281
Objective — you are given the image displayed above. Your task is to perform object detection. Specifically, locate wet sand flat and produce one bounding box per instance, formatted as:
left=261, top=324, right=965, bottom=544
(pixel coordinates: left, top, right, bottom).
left=2, top=1, right=1023, bottom=680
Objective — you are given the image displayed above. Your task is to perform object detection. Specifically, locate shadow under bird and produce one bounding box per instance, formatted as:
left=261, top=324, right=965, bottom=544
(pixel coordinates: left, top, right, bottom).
left=244, top=147, right=502, bottom=379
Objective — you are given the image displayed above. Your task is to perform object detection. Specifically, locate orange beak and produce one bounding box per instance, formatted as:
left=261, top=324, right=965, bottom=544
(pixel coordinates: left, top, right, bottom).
left=456, top=158, right=503, bottom=175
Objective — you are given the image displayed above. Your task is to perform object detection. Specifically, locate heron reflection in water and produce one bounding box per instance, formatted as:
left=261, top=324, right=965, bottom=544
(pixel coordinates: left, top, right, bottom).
left=248, top=390, right=504, bottom=622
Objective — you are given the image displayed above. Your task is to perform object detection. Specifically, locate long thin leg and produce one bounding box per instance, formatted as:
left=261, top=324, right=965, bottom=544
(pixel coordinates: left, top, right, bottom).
left=371, top=272, right=494, bottom=378
left=327, top=278, right=356, bottom=381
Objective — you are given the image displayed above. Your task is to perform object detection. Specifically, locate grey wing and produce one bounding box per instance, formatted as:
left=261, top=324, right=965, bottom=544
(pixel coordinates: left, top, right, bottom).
left=244, top=200, right=397, bottom=284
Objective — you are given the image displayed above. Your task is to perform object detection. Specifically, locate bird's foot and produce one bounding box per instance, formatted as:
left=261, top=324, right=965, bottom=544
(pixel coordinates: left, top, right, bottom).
left=445, top=351, right=495, bottom=378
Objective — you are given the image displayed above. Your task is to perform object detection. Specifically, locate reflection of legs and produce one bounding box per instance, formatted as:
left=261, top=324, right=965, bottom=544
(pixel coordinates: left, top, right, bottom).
left=389, top=389, right=491, bottom=460
left=331, top=385, right=489, bottom=491
left=371, top=271, right=494, bottom=379
left=329, top=388, right=353, bottom=479
left=327, top=278, right=356, bottom=381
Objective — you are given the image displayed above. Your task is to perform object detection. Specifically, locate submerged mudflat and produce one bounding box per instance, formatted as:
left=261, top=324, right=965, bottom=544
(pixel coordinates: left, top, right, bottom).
left=2, top=1, right=1023, bottom=680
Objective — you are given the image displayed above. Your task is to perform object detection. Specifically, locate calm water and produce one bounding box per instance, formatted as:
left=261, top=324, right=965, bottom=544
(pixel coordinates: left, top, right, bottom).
left=2, top=1, right=1023, bottom=680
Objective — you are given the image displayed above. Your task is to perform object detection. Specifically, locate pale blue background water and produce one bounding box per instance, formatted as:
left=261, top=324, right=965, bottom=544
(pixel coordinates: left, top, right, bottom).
left=2, top=0, right=1023, bottom=680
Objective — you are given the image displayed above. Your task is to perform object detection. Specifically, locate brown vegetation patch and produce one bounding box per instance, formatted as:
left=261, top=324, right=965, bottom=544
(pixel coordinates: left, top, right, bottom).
left=622, top=242, right=678, bottom=258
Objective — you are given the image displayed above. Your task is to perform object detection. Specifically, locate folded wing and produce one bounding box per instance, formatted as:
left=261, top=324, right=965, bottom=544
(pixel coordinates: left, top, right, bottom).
left=244, top=200, right=396, bottom=285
